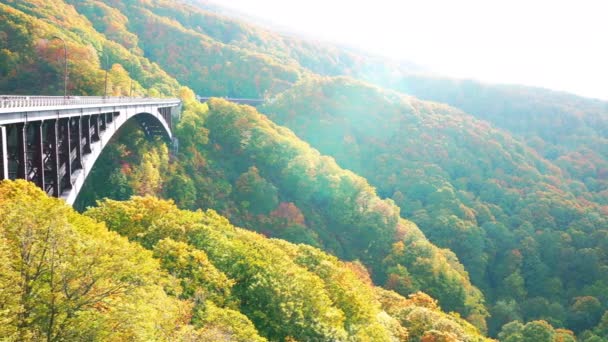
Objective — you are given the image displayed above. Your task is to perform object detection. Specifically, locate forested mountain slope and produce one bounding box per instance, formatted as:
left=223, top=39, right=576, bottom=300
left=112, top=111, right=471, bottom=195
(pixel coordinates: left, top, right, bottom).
left=0, top=181, right=191, bottom=341
left=173, top=0, right=608, bottom=196
left=365, top=75, right=608, bottom=201
left=2, top=180, right=492, bottom=341
left=77, top=96, right=489, bottom=329
left=167, top=0, right=608, bottom=206
left=65, top=0, right=426, bottom=99
left=0, top=0, right=492, bottom=337
left=88, top=194, right=490, bottom=341
left=0, top=0, right=179, bottom=96
left=65, top=0, right=608, bottom=206
left=2, top=0, right=608, bottom=340
left=260, top=76, right=608, bottom=336
left=65, top=0, right=305, bottom=98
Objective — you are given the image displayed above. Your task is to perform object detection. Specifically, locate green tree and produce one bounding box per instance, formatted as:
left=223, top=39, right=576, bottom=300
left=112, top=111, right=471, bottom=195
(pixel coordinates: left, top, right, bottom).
left=0, top=180, right=189, bottom=341
left=521, top=320, right=555, bottom=342
left=234, top=166, right=279, bottom=214
left=568, top=296, right=603, bottom=332
left=497, top=321, right=524, bottom=342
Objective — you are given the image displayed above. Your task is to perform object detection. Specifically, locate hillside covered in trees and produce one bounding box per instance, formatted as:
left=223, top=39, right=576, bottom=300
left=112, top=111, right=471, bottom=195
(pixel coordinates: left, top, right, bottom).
left=261, top=77, right=608, bottom=336
left=78, top=95, right=489, bottom=329
left=1, top=0, right=608, bottom=341
left=2, top=180, right=492, bottom=341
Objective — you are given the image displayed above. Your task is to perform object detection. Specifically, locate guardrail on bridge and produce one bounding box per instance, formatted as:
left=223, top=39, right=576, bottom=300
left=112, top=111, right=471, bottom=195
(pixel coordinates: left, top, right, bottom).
left=0, top=96, right=178, bottom=109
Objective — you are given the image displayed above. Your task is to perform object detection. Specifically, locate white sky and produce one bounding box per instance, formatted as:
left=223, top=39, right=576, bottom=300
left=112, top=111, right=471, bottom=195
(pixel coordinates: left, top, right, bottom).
left=209, top=0, right=608, bottom=100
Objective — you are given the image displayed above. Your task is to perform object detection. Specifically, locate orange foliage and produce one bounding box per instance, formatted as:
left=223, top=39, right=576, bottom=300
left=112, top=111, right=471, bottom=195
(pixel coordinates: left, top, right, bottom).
left=344, top=261, right=373, bottom=286
left=408, top=292, right=439, bottom=310
left=270, top=202, right=305, bottom=226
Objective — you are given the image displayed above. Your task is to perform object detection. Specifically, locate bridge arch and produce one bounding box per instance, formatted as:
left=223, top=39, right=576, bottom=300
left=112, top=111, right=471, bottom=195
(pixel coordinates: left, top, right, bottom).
left=64, top=110, right=174, bottom=205
left=0, top=96, right=181, bottom=205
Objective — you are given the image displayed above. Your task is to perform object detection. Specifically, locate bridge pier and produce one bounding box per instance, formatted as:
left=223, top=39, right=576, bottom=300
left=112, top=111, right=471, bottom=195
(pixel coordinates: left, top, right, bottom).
left=59, top=118, right=72, bottom=192
left=82, top=116, right=91, bottom=154
left=159, top=107, right=172, bottom=130
left=92, top=115, right=100, bottom=142
left=48, top=119, right=60, bottom=197
left=29, top=121, right=45, bottom=189
left=42, top=121, right=53, bottom=194
left=70, top=117, right=82, bottom=171
left=15, top=123, right=27, bottom=180
left=0, top=126, right=7, bottom=180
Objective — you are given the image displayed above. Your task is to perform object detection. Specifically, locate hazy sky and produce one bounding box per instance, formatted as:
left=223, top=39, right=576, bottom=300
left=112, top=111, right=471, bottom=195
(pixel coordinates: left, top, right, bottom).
left=210, top=0, right=608, bottom=100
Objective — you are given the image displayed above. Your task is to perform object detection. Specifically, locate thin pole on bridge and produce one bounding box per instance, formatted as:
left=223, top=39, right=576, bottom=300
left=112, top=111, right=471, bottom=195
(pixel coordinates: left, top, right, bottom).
left=50, top=36, right=68, bottom=100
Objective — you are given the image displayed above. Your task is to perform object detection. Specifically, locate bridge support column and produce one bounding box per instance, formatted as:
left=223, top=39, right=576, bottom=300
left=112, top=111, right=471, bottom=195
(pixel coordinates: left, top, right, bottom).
left=92, top=115, right=100, bottom=142
left=70, top=117, right=82, bottom=170
left=30, top=121, right=45, bottom=189
left=16, top=123, right=26, bottom=179
left=59, top=118, right=72, bottom=191
left=0, top=126, right=7, bottom=180
left=82, top=116, right=91, bottom=154
left=159, top=107, right=172, bottom=131
left=100, top=113, right=106, bottom=132
left=48, top=120, right=60, bottom=197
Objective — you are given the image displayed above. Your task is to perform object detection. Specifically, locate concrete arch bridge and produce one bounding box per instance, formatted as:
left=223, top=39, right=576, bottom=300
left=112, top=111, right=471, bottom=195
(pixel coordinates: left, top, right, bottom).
left=0, top=96, right=181, bottom=205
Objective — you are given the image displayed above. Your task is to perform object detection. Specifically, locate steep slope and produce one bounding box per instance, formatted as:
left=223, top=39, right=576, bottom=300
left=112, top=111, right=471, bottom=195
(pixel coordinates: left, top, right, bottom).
left=175, top=97, right=489, bottom=327
left=1, top=180, right=491, bottom=341
left=0, top=0, right=181, bottom=96
left=66, top=0, right=426, bottom=100
left=75, top=95, right=489, bottom=329
left=87, top=195, right=491, bottom=341
left=260, top=76, right=608, bottom=335
left=63, top=0, right=608, bottom=205
left=0, top=0, right=492, bottom=334
left=5, top=0, right=606, bottom=338
left=66, top=0, right=305, bottom=98
left=0, top=180, right=193, bottom=341
left=132, top=0, right=608, bottom=207
left=367, top=75, right=608, bottom=199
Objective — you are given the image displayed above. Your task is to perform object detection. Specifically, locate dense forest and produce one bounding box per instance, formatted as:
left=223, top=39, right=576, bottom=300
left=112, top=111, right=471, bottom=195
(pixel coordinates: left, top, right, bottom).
left=2, top=180, right=492, bottom=341
left=78, top=95, right=488, bottom=328
left=1, top=0, right=608, bottom=341
left=261, top=77, right=608, bottom=336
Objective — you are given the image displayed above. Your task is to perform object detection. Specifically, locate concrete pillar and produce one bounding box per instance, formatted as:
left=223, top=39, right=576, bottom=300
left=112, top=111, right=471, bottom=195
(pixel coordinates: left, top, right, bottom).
left=92, top=115, right=100, bottom=142
left=31, top=121, right=45, bottom=189
left=82, top=116, right=91, bottom=154
left=16, top=123, right=26, bottom=179
left=71, top=117, right=82, bottom=170
left=60, top=118, right=71, bottom=190
left=100, top=112, right=106, bottom=132
left=0, top=126, right=7, bottom=180
left=48, top=119, right=60, bottom=197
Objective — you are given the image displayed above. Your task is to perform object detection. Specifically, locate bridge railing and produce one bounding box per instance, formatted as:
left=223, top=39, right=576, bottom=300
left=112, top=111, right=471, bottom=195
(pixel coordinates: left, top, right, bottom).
left=0, top=96, right=179, bottom=109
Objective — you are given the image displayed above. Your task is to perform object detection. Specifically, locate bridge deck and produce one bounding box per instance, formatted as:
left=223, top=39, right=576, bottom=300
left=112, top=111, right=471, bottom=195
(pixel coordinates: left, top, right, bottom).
left=197, top=96, right=264, bottom=106
left=0, top=95, right=178, bottom=113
